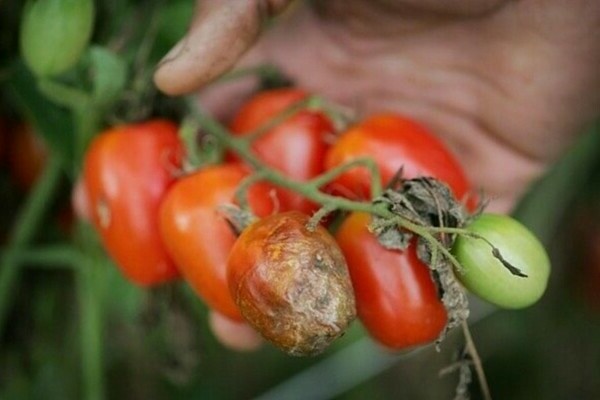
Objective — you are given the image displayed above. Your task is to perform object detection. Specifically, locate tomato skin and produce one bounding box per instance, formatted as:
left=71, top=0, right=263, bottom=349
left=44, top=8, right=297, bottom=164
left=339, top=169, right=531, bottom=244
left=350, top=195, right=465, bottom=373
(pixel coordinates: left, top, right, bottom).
left=324, top=114, right=472, bottom=204
left=229, top=88, right=334, bottom=214
left=452, top=213, right=550, bottom=309
left=159, top=163, right=275, bottom=321
left=8, top=123, right=48, bottom=190
left=227, top=211, right=356, bottom=356
left=83, top=120, right=182, bottom=286
left=335, top=212, right=447, bottom=349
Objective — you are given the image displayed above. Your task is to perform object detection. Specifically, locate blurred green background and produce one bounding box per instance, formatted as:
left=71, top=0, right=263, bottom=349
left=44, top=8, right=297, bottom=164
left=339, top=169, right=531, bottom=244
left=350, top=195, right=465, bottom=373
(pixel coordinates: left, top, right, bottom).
left=1, top=0, right=600, bottom=399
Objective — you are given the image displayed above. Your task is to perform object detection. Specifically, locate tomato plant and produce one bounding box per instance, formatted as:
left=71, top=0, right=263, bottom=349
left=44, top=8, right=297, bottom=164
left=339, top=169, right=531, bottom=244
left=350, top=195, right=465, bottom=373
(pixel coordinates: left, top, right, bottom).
left=229, top=88, right=334, bottom=214
left=335, top=212, right=448, bottom=349
left=159, top=163, right=275, bottom=321
left=20, top=0, right=95, bottom=77
left=324, top=114, right=473, bottom=205
left=227, top=211, right=356, bottom=356
left=452, top=213, right=551, bottom=309
left=83, top=119, right=182, bottom=286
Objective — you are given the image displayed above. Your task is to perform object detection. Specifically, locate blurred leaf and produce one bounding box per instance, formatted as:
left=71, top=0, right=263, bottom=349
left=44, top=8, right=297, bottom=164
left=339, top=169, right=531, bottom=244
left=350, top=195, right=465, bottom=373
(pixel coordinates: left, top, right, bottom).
left=5, top=62, right=74, bottom=164
left=88, top=46, right=127, bottom=109
left=150, top=0, right=194, bottom=63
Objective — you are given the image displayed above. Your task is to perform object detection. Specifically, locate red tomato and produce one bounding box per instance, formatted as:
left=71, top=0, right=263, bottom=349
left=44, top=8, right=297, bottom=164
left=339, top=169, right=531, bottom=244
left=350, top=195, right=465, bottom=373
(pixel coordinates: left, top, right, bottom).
left=8, top=123, right=48, bottom=190
left=83, top=120, right=182, bottom=286
left=324, top=114, right=472, bottom=205
left=159, top=163, right=275, bottom=321
left=229, top=88, right=334, bottom=214
left=335, top=212, right=447, bottom=349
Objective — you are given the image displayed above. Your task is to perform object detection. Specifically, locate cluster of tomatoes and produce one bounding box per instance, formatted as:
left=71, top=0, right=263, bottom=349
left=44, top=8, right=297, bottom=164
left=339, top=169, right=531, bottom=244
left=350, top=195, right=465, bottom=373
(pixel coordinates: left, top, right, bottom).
left=78, top=88, right=551, bottom=355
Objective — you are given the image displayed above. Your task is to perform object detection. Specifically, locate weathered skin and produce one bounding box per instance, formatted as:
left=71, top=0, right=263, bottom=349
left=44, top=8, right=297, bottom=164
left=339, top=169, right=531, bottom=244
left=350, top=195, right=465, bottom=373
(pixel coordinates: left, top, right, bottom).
left=155, top=0, right=600, bottom=212
left=227, top=211, right=356, bottom=356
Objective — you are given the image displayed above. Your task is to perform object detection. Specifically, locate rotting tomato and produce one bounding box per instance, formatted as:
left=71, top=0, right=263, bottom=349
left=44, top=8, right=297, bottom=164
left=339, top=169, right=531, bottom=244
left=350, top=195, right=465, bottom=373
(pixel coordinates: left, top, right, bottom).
left=452, top=213, right=550, bottom=309
left=83, top=120, right=182, bottom=286
left=159, top=163, right=275, bottom=321
left=227, top=211, right=356, bottom=356
left=229, top=88, right=335, bottom=214
left=324, top=114, right=473, bottom=206
left=335, top=212, right=448, bottom=350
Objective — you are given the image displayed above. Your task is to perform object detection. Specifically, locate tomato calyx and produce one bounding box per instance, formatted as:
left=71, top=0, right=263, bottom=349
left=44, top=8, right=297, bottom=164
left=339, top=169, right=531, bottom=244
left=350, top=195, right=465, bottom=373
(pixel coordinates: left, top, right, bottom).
left=369, top=177, right=471, bottom=344
left=367, top=176, right=532, bottom=344
left=218, top=204, right=259, bottom=236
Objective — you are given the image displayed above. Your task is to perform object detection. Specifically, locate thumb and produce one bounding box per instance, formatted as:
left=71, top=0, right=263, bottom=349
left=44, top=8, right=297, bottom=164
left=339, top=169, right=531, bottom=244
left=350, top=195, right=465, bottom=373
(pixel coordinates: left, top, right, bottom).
left=154, top=0, right=291, bottom=96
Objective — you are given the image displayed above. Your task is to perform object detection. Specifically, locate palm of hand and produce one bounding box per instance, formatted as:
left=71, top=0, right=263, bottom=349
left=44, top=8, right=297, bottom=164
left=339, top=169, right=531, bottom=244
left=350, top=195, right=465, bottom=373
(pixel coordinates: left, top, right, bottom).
left=156, top=0, right=600, bottom=212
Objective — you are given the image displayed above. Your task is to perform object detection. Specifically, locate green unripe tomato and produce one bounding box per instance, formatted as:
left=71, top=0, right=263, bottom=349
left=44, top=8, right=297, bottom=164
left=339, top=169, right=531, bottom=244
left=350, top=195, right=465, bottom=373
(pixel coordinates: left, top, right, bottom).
left=20, top=0, right=94, bottom=77
left=452, top=213, right=550, bottom=309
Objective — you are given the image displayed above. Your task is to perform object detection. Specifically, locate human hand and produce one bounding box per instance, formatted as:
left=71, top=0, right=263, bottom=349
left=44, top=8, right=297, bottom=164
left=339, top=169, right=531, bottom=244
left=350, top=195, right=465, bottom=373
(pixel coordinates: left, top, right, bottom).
left=154, top=0, right=600, bottom=213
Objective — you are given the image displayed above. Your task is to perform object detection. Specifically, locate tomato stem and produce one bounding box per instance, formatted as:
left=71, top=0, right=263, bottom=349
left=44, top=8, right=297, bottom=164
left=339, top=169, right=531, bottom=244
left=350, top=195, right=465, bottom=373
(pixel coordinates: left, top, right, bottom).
left=307, top=157, right=382, bottom=198
left=0, top=245, right=83, bottom=270
left=179, top=116, right=203, bottom=170
left=0, top=156, right=64, bottom=335
left=75, top=222, right=106, bottom=400
left=241, top=96, right=315, bottom=143
left=462, top=321, right=492, bottom=400
left=235, top=170, right=270, bottom=210
left=188, top=101, right=383, bottom=216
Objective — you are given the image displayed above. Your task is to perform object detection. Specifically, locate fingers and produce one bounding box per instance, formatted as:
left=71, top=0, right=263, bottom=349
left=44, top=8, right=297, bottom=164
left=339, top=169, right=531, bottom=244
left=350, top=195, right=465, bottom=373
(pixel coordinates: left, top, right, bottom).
left=154, top=0, right=292, bottom=96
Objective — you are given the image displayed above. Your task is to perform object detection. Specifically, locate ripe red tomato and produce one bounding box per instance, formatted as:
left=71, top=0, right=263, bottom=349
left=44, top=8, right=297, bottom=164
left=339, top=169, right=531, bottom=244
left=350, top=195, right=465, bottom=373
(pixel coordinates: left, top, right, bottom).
left=227, top=211, right=356, bottom=355
left=159, top=163, right=275, bottom=321
left=83, top=120, right=182, bottom=286
left=335, top=212, right=447, bottom=349
left=324, top=114, right=472, bottom=205
left=8, top=123, right=48, bottom=190
left=229, top=88, right=334, bottom=214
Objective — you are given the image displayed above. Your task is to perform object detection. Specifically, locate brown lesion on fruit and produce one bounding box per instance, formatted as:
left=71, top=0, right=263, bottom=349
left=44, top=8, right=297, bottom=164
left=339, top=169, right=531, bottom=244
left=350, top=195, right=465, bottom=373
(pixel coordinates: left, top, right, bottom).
left=232, top=212, right=356, bottom=356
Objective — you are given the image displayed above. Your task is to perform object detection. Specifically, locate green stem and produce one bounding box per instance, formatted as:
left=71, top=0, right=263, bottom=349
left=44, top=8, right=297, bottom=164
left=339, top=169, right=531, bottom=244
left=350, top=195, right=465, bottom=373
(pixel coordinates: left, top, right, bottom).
left=235, top=170, right=269, bottom=210
left=0, top=156, right=63, bottom=335
left=76, top=223, right=105, bottom=400
left=1, top=245, right=83, bottom=269
left=308, top=157, right=382, bottom=198
left=462, top=322, right=492, bottom=400
left=190, top=105, right=384, bottom=216
left=179, top=117, right=202, bottom=169
left=241, top=96, right=314, bottom=143
left=38, top=80, right=90, bottom=110
left=74, top=106, right=102, bottom=171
